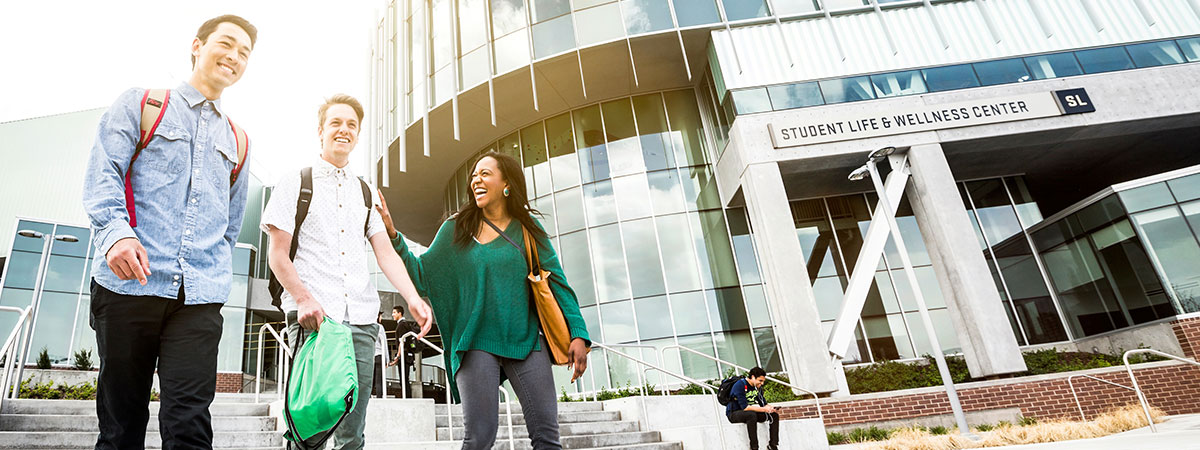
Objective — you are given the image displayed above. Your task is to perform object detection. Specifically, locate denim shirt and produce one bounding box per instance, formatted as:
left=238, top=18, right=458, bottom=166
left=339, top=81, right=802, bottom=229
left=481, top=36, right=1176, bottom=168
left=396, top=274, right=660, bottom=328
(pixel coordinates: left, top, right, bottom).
left=82, top=83, right=250, bottom=304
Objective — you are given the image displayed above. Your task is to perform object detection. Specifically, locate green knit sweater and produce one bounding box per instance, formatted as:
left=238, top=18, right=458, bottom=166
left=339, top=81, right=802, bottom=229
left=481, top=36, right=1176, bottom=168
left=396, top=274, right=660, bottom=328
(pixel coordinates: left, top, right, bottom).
left=391, top=217, right=590, bottom=401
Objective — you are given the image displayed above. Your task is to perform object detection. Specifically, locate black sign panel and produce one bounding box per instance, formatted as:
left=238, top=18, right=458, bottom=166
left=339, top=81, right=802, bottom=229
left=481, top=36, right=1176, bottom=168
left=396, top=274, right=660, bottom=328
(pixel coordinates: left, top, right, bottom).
left=1054, top=88, right=1095, bottom=115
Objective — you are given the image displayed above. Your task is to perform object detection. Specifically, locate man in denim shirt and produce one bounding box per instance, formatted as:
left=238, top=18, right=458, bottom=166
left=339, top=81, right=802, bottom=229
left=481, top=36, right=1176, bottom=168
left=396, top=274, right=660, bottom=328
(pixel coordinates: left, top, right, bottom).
left=81, top=15, right=256, bottom=450
left=726, top=367, right=780, bottom=450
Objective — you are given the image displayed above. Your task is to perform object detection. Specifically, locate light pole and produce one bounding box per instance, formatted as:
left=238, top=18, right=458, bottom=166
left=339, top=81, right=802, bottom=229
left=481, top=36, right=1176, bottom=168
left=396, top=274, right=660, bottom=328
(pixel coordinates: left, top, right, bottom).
left=848, top=148, right=974, bottom=437
left=13, top=229, right=79, bottom=395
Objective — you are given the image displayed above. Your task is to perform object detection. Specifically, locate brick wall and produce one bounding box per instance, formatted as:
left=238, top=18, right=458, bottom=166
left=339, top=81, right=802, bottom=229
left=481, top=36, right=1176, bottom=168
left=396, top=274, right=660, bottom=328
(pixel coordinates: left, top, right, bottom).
left=777, top=361, right=1200, bottom=426
left=216, top=371, right=243, bottom=394
left=1173, top=316, right=1200, bottom=359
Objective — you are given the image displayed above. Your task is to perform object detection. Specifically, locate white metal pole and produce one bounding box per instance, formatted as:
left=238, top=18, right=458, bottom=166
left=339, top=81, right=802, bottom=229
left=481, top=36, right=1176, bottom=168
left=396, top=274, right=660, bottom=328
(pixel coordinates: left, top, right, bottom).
left=864, top=158, right=972, bottom=436
left=14, top=235, right=52, bottom=392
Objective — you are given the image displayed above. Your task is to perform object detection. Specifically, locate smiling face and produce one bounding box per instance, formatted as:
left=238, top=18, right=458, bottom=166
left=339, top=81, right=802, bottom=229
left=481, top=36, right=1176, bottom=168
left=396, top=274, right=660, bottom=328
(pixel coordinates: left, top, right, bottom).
left=319, top=103, right=360, bottom=161
left=470, top=156, right=509, bottom=213
left=748, top=375, right=766, bottom=389
left=190, top=22, right=252, bottom=96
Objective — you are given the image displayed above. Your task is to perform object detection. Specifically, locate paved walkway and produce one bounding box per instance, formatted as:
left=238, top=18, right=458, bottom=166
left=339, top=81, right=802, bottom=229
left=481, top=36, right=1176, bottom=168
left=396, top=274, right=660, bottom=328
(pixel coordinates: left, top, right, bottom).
left=832, top=414, right=1200, bottom=450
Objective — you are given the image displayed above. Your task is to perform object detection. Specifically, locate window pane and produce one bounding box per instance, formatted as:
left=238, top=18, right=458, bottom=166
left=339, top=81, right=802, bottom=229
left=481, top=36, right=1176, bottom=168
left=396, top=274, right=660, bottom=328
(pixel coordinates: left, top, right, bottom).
left=51, top=226, right=90, bottom=257
left=547, top=112, right=580, bottom=190
left=622, top=218, right=667, bottom=297
left=727, top=208, right=761, bottom=285
left=767, top=82, right=823, bottom=110
left=1132, top=207, right=1200, bottom=310
left=693, top=211, right=740, bottom=288
left=973, top=58, right=1030, bottom=86
left=922, top=64, right=980, bottom=92
left=521, top=122, right=552, bottom=198
left=731, top=89, right=771, bottom=114
left=491, top=0, right=527, bottom=36
left=43, top=255, right=87, bottom=293
left=590, top=224, right=632, bottom=301
left=459, top=0, right=489, bottom=51
left=707, top=287, right=750, bottom=333
left=1169, top=174, right=1200, bottom=202
left=647, top=170, right=687, bottom=215
left=583, top=180, right=618, bottom=226
left=431, top=0, right=455, bottom=69
left=2, top=251, right=41, bottom=289
left=905, top=308, right=961, bottom=356
left=632, top=94, right=676, bottom=170
left=460, top=46, right=490, bottom=89
left=603, top=99, right=645, bottom=177
left=743, top=285, right=771, bottom=328
left=871, top=70, right=927, bottom=98
left=966, top=179, right=1025, bottom=245
left=433, top=66, right=454, bottom=105
left=573, top=105, right=611, bottom=183
left=673, top=0, right=720, bottom=26
left=752, top=327, right=782, bottom=372
left=70, top=295, right=96, bottom=366
left=1041, top=238, right=1128, bottom=337
left=532, top=0, right=571, bottom=22
left=722, top=0, right=770, bottom=21
left=657, top=214, right=703, bottom=292
left=1006, top=177, right=1044, bottom=228
left=712, top=330, right=757, bottom=370
left=671, top=291, right=710, bottom=334
left=493, top=30, right=531, bottom=74
left=1076, top=47, right=1134, bottom=74
left=29, top=292, right=81, bottom=365
left=680, top=166, right=721, bottom=211
left=774, top=0, right=818, bottom=15
left=532, top=14, right=576, bottom=59
left=1024, top=52, right=1082, bottom=80
left=1119, top=182, right=1173, bottom=213
left=1180, top=37, right=1200, bottom=62
left=560, top=231, right=597, bottom=306
left=581, top=305, right=602, bottom=341
left=664, top=89, right=708, bottom=167
left=600, top=300, right=637, bottom=342
left=634, top=295, right=673, bottom=339
left=676, top=333, right=718, bottom=380
left=1126, top=40, right=1184, bottom=68
left=622, top=0, right=674, bottom=34
left=575, top=3, right=625, bottom=45
left=555, top=188, right=586, bottom=234
left=613, top=174, right=653, bottom=220
left=819, top=76, right=875, bottom=103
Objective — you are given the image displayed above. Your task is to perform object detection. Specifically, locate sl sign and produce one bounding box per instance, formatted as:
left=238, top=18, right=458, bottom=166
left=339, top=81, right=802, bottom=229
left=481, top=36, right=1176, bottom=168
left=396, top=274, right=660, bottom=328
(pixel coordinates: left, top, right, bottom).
left=1054, top=88, right=1096, bottom=114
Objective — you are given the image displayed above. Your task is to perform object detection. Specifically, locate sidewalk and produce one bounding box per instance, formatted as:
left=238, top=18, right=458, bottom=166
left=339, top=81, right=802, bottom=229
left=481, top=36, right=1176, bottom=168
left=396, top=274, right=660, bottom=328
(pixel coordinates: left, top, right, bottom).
left=833, top=414, right=1200, bottom=450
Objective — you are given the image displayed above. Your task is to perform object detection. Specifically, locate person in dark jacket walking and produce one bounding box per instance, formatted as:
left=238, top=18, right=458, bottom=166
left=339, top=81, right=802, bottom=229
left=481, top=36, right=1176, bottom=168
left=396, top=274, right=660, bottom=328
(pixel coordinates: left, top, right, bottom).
left=726, top=367, right=780, bottom=450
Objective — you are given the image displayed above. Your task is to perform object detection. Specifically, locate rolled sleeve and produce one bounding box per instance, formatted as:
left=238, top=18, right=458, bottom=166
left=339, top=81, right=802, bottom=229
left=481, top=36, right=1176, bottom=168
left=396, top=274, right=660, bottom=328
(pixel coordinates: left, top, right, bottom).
left=260, top=171, right=301, bottom=235
left=366, top=186, right=387, bottom=239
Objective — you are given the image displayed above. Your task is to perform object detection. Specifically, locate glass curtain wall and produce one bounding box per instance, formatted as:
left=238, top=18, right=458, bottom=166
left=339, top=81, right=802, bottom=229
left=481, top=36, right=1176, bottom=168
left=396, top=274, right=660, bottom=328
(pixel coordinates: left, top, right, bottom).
left=442, top=89, right=781, bottom=392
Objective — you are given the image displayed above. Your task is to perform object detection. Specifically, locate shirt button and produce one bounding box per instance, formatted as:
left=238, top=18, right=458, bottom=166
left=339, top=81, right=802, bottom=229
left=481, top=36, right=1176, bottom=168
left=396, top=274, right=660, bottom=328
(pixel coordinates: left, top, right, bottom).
left=185, top=229, right=192, bottom=235
left=173, top=275, right=180, bottom=280
left=178, top=257, right=185, bottom=263
left=191, top=198, right=198, bottom=204
left=173, top=281, right=179, bottom=286
left=341, top=229, right=345, bottom=233
left=193, top=169, right=200, bottom=176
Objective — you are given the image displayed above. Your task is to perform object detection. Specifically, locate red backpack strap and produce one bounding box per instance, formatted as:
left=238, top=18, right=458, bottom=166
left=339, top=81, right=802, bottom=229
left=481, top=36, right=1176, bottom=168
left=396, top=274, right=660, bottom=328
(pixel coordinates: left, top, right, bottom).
left=227, top=118, right=249, bottom=185
left=126, top=89, right=170, bottom=228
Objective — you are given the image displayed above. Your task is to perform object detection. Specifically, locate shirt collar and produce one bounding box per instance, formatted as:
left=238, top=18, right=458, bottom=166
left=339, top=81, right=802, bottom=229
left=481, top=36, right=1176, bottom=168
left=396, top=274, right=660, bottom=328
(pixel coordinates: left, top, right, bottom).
left=314, top=157, right=354, bottom=179
left=175, top=82, right=225, bottom=117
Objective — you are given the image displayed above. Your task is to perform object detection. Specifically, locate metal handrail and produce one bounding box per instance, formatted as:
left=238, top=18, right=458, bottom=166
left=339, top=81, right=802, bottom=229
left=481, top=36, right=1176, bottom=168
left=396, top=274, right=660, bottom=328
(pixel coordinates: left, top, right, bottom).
left=1123, top=349, right=1200, bottom=433
left=398, top=331, right=455, bottom=441
left=0, top=306, right=33, bottom=411
left=661, top=344, right=824, bottom=421
left=592, top=342, right=727, bottom=449
left=498, top=386, right=515, bottom=450
left=603, top=344, right=665, bottom=398
left=1066, top=374, right=1135, bottom=421
left=254, top=323, right=292, bottom=404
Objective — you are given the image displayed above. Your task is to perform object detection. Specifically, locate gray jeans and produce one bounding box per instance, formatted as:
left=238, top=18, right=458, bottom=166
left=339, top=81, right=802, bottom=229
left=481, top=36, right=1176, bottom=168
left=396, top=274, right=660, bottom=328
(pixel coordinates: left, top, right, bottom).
left=286, top=312, right=379, bottom=450
left=457, top=337, right=561, bottom=450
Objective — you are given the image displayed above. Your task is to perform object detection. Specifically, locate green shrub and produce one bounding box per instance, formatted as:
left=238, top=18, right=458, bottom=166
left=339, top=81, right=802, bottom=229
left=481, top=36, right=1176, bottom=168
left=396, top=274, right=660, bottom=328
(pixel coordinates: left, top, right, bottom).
left=18, top=379, right=96, bottom=400
left=826, top=431, right=848, bottom=445
left=975, top=423, right=994, bottom=432
left=1018, top=415, right=1038, bottom=426
left=72, top=349, right=94, bottom=371
left=997, top=420, right=1012, bottom=427
left=36, top=348, right=51, bottom=369
left=928, top=425, right=949, bottom=435
left=847, top=426, right=891, bottom=442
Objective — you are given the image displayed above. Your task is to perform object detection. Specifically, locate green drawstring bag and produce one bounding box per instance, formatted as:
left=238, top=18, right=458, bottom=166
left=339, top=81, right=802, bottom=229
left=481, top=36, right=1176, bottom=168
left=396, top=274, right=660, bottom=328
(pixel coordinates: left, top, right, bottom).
left=284, top=317, right=359, bottom=448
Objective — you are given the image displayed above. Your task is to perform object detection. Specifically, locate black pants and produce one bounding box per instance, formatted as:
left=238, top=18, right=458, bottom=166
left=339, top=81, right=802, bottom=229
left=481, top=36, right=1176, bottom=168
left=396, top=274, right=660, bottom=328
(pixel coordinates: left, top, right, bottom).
left=90, top=281, right=223, bottom=450
left=727, top=410, right=779, bottom=450
left=373, top=360, right=384, bottom=397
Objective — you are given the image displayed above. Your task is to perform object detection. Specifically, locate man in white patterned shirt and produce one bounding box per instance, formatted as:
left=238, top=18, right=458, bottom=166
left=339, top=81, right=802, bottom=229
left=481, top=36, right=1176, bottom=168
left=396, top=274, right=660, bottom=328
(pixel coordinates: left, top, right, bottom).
left=262, top=94, right=431, bottom=449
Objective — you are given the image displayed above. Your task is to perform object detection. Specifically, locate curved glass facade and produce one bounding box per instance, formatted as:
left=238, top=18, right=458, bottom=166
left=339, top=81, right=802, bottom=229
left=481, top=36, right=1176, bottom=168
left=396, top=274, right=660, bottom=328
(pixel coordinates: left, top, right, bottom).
left=441, top=90, right=781, bottom=391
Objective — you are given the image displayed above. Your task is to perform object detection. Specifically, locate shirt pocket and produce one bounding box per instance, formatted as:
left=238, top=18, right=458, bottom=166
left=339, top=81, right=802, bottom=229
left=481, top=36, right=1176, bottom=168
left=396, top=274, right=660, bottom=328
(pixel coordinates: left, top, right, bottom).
left=209, top=141, right=238, bottom=186
left=135, top=124, right=189, bottom=177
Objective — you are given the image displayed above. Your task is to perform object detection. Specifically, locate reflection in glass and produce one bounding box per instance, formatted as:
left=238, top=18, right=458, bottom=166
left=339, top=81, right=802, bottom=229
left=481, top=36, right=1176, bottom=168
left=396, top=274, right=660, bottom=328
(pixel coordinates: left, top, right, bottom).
left=622, top=0, right=674, bottom=34
left=42, top=255, right=87, bottom=293
left=493, top=30, right=531, bottom=75
left=1126, top=41, right=1185, bottom=68
left=634, top=296, right=673, bottom=339
left=722, top=0, right=770, bottom=21
left=555, top=187, right=586, bottom=233
left=767, top=82, right=823, bottom=110
left=922, top=64, right=980, bottom=92
left=575, top=3, right=626, bottom=45
left=673, top=0, right=721, bottom=26
left=51, top=226, right=90, bottom=257
left=546, top=112, right=579, bottom=190
left=679, top=166, right=721, bottom=211
left=521, top=122, right=552, bottom=199
left=871, top=71, right=927, bottom=98
left=727, top=208, right=761, bottom=285
left=633, top=94, right=676, bottom=171
left=490, top=0, right=526, bottom=36
left=29, top=292, right=81, bottom=364
left=1119, top=183, right=1173, bottom=213
left=743, top=285, right=771, bottom=328
left=1006, top=177, right=1043, bottom=228
left=752, top=327, right=782, bottom=372
left=657, top=214, right=703, bottom=292
left=583, top=181, right=618, bottom=226
left=590, top=224, right=632, bottom=301
left=613, top=174, right=653, bottom=219
left=581, top=305, right=603, bottom=341
left=731, top=89, right=771, bottom=114
left=532, top=0, right=571, bottom=22
left=1131, top=207, right=1200, bottom=312
left=772, top=0, right=819, bottom=15
left=600, top=300, right=637, bottom=342
left=974, top=58, right=1031, bottom=86
left=1169, top=174, right=1200, bottom=202
left=693, top=212, right=740, bottom=289
left=1180, top=37, right=1200, bottom=62
left=904, top=309, right=961, bottom=356
left=647, top=170, right=687, bottom=215
left=458, top=47, right=487, bottom=89
left=1025, top=53, right=1082, bottom=80
left=677, top=333, right=718, bottom=380
left=1041, top=238, right=1129, bottom=337
left=532, top=14, right=576, bottom=59
left=713, top=330, right=757, bottom=369
left=459, top=0, right=489, bottom=51
left=819, top=76, right=875, bottom=103
left=664, top=90, right=709, bottom=167
left=573, top=105, right=611, bottom=183
left=707, top=287, right=749, bottom=332
left=560, top=231, right=597, bottom=306
left=622, top=218, right=667, bottom=297
left=671, top=291, right=711, bottom=335
left=1076, top=47, right=1134, bottom=74
left=3, top=251, right=41, bottom=290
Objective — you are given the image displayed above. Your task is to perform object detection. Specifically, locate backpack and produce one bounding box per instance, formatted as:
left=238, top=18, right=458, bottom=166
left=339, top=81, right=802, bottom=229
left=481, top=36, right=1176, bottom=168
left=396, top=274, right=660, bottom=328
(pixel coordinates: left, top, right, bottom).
left=284, top=318, right=359, bottom=447
left=267, top=167, right=374, bottom=310
left=716, top=375, right=743, bottom=406
left=127, top=89, right=249, bottom=227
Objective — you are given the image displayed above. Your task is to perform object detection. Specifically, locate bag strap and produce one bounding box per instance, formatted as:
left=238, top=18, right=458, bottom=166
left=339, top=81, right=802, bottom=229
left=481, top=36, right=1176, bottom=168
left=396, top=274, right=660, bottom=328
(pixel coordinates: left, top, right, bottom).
left=126, top=89, right=170, bottom=228
left=290, top=167, right=315, bottom=261
left=358, top=177, right=372, bottom=237
left=227, top=118, right=250, bottom=185
left=521, top=226, right=544, bottom=277
left=482, top=218, right=525, bottom=260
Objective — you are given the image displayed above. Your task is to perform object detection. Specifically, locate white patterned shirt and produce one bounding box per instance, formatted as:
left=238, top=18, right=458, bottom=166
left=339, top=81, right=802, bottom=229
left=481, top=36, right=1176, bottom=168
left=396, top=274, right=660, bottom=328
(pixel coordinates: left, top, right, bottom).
left=261, top=158, right=386, bottom=325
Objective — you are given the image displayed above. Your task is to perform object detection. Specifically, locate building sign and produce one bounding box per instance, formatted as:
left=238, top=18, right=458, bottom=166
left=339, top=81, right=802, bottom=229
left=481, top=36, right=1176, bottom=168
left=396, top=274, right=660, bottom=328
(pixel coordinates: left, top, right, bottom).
left=768, top=89, right=1095, bottom=148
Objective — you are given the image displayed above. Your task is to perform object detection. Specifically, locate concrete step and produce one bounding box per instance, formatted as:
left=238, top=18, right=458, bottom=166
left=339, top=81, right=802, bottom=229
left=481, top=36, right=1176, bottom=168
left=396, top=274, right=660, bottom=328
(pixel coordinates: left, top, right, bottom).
left=436, top=402, right=605, bottom=415
left=487, top=431, right=666, bottom=450
left=0, top=414, right=276, bottom=432
left=437, top=420, right=641, bottom=440
left=0, top=400, right=269, bottom=416
left=370, top=441, right=682, bottom=450
left=436, top=410, right=622, bottom=428
left=0, top=431, right=283, bottom=448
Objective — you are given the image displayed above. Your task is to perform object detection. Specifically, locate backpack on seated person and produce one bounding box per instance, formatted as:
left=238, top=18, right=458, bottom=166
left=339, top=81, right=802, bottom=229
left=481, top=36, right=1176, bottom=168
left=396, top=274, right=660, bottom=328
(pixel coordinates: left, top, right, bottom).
left=716, top=375, right=743, bottom=406
left=267, top=167, right=374, bottom=311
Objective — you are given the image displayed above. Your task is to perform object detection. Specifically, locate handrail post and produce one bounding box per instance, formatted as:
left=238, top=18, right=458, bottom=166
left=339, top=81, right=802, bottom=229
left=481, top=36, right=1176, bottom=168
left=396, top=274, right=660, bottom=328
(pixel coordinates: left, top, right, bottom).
left=660, top=344, right=823, bottom=422
left=499, top=386, right=515, bottom=450
left=1121, top=348, right=1200, bottom=433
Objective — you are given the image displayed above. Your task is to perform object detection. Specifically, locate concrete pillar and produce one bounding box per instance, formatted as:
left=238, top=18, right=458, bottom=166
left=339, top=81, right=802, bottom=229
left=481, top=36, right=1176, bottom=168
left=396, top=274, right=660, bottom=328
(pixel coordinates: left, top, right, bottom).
left=903, top=143, right=1027, bottom=377
left=740, top=162, right=839, bottom=394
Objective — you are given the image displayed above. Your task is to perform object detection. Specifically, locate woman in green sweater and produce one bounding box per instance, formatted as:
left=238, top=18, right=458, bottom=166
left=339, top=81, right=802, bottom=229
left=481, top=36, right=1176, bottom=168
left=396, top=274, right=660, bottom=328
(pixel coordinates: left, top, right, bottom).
left=378, top=151, right=590, bottom=450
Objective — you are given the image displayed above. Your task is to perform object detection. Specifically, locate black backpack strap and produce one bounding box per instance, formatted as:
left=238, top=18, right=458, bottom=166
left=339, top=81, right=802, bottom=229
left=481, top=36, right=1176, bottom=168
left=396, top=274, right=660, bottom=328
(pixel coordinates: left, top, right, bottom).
left=270, top=167, right=314, bottom=310
left=358, top=177, right=372, bottom=237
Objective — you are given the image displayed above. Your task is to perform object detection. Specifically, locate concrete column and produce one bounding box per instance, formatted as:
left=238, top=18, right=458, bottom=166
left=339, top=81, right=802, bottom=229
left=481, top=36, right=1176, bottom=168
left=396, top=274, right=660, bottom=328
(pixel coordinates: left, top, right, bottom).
left=740, top=162, right=838, bottom=394
left=903, top=143, right=1027, bottom=377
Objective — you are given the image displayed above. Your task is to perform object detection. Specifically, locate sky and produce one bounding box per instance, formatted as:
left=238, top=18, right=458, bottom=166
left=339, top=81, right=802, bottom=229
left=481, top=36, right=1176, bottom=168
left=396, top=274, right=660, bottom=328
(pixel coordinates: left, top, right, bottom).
left=0, top=1, right=382, bottom=184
